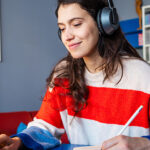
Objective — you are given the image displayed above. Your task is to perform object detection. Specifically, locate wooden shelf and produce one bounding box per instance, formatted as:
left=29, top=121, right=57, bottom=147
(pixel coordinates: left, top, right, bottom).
left=144, top=24, right=150, bottom=28
left=145, top=44, right=150, bottom=47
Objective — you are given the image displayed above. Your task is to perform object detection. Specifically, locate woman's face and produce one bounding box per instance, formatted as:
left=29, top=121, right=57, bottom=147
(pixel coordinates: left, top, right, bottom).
left=57, top=3, right=100, bottom=59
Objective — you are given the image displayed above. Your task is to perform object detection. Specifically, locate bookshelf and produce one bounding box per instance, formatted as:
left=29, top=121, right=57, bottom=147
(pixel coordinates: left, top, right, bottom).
left=142, top=5, right=150, bottom=63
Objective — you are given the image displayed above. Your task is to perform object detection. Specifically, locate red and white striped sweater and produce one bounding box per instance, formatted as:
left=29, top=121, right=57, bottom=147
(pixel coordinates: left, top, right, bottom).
left=20, top=58, right=150, bottom=149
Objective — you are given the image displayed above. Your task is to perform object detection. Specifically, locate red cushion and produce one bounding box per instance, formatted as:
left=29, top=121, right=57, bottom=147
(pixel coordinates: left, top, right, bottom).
left=0, top=111, right=33, bottom=135
left=0, top=110, right=69, bottom=143
left=29, top=111, right=38, bottom=118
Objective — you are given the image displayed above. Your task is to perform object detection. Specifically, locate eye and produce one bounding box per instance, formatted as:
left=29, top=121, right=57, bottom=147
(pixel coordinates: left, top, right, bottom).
left=59, top=28, right=65, bottom=32
left=73, top=23, right=82, bottom=27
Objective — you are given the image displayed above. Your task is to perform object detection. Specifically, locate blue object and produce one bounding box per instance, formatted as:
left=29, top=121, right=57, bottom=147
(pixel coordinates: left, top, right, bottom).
left=120, top=18, right=142, bottom=34
left=52, top=144, right=87, bottom=150
left=125, top=33, right=142, bottom=48
left=142, top=136, right=150, bottom=140
left=120, top=18, right=142, bottom=48
left=17, top=122, right=27, bottom=133
left=13, top=126, right=60, bottom=150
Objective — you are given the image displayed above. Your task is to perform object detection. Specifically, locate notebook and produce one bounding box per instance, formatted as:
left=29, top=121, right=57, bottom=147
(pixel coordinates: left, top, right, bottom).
left=73, top=145, right=101, bottom=150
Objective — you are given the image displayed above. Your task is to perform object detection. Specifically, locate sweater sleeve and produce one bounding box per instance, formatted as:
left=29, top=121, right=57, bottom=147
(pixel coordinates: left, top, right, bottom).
left=12, top=87, right=65, bottom=150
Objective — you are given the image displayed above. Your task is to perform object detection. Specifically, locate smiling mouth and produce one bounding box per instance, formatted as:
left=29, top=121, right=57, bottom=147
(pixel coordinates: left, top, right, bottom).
left=68, top=42, right=82, bottom=50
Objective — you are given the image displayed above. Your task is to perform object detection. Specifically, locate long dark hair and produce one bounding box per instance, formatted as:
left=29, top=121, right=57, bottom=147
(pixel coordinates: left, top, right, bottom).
left=47, top=0, right=143, bottom=112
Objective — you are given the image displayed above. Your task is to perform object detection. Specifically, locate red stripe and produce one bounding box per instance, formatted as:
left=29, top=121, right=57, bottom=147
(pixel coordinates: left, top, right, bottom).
left=36, top=85, right=150, bottom=129
left=36, top=88, right=64, bottom=129
left=66, top=86, right=150, bottom=128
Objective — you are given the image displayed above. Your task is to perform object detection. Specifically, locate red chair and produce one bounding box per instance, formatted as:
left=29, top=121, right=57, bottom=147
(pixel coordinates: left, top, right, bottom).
left=0, top=111, right=69, bottom=143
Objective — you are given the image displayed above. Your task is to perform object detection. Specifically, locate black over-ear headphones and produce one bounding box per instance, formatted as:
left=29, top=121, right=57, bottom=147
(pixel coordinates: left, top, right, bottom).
left=97, top=0, right=119, bottom=35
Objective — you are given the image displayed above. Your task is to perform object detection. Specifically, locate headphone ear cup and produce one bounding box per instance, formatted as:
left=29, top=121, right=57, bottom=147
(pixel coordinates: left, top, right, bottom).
left=97, top=7, right=119, bottom=35
left=97, top=9, right=105, bottom=35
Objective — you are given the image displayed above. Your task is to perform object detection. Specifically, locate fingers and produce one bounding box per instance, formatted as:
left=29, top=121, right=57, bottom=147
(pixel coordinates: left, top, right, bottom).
left=0, top=134, right=22, bottom=150
left=101, top=136, right=119, bottom=149
left=0, top=134, right=13, bottom=149
left=101, top=135, right=129, bottom=150
left=0, top=143, right=6, bottom=149
left=0, top=145, right=10, bottom=150
left=0, top=143, right=18, bottom=150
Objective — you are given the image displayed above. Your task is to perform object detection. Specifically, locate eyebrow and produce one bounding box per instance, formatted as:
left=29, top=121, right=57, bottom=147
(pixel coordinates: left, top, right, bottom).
left=57, top=17, right=84, bottom=26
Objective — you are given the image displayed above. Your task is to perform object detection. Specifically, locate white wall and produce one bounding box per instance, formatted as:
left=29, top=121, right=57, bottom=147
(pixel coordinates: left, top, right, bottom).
left=114, top=0, right=150, bottom=21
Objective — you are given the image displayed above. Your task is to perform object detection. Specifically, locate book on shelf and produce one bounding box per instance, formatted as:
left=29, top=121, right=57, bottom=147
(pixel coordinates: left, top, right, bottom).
left=146, top=46, right=150, bottom=61
left=138, top=33, right=143, bottom=46
left=145, top=13, right=150, bottom=25
left=145, top=28, right=150, bottom=45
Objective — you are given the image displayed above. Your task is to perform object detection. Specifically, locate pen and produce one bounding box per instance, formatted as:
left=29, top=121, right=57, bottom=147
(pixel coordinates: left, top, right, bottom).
left=117, top=105, right=143, bottom=135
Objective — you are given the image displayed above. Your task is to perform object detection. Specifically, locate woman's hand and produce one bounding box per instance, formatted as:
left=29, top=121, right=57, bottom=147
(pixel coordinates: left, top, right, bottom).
left=101, top=135, right=150, bottom=150
left=0, top=134, right=21, bottom=150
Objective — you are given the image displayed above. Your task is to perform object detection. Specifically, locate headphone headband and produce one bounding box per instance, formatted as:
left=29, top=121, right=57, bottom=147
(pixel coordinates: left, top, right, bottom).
left=108, top=0, right=114, bottom=9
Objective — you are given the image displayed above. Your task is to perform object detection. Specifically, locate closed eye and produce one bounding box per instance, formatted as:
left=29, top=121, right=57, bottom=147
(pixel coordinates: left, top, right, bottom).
left=74, top=23, right=81, bottom=27
left=59, top=28, right=65, bottom=32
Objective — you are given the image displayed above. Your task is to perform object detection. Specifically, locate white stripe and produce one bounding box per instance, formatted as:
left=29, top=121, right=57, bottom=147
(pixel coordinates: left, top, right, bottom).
left=60, top=111, right=150, bottom=145
left=27, top=117, right=65, bottom=138
left=85, top=59, right=150, bottom=94
left=49, top=87, right=53, bottom=92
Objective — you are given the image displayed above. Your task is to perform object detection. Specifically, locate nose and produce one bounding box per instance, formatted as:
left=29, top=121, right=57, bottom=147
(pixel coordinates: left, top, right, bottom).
left=63, top=28, right=74, bottom=41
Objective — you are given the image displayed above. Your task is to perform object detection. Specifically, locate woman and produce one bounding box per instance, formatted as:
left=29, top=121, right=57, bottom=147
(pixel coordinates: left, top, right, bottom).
left=0, top=0, right=150, bottom=149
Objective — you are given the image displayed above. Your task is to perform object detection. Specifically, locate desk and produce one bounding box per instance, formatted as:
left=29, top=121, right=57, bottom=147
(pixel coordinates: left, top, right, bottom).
left=52, top=144, right=85, bottom=150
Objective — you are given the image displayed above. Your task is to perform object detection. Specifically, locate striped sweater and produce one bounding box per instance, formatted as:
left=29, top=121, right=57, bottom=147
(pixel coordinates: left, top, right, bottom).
left=16, top=58, right=150, bottom=150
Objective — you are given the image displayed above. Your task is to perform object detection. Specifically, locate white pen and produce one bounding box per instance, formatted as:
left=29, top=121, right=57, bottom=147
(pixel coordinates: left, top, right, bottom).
left=117, top=105, right=143, bottom=135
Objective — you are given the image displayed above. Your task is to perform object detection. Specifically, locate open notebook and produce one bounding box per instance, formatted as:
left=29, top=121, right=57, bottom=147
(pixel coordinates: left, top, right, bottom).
left=73, top=145, right=101, bottom=150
